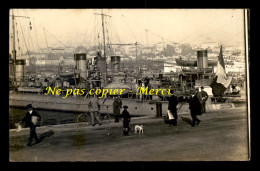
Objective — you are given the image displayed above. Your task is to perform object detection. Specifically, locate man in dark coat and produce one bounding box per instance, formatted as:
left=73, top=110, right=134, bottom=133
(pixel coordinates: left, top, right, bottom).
left=200, top=86, right=208, bottom=113
left=20, top=104, right=41, bottom=146
left=166, top=90, right=178, bottom=126
left=189, top=90, right=202, bottom=127
left=113, top=95, right=122, bottom=122
left=121, top=105, right=131, bottom=136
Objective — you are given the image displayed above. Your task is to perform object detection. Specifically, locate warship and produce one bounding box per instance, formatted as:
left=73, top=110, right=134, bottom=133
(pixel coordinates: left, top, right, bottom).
left=9, top=10, right=245, bottom=122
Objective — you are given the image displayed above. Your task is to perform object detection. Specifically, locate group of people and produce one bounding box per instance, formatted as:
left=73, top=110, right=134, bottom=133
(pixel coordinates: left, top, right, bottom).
left=166, top=86, right=208, bottom=127
left=88, top=95, right=131, bottom=136
left=19, top=95, right=130, bottom=147
left=19, top=86, right=208, bottom=146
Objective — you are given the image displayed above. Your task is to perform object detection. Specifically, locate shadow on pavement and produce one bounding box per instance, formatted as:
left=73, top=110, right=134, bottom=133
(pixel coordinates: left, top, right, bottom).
left=39, top=130, right=55, bottom=142
left=180, top=117, right=192, bottom=125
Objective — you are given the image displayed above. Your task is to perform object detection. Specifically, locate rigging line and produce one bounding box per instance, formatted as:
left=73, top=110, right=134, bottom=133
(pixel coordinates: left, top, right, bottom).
left=93, top=14, right=97, bottom=49
left=104, top=18, right=112, bottom=54
left=109, top=20, right=118, bottom=44
left=187, top=27, right=243, bottom=46
left=221, top=30, right=244, bottom=45
left=16, top=25, right=22, bottom=57
left=94, top=14, right=101, bottom=51
left=28, top=24, right=35, bottom=53
left=147, top=30, right=178, bottom=45
left=107, top=18, right=116, bottom=45
left=111, top=19, right=123, bottom=44
left=108, top=17, right=126, bottom=55
left=32, top=18, right=42, bottom=52
left=106, top=17, right=112, bottom=52
left=122, top=14, right=173, bottom=45
left=104, top=15, right=110, bottom=52
left=44, top=29, right=69, bottom=48
left=80, top=13, right=98, bottom=46
left=27, top=22, right=30, bottom=52
left=43, top=27, right=49, bottom=50
left=82, top=19, right=100, bottom=48
left=122, top=15, right=139, bottom=43
left=106, top=11, right=114, bottom=47
left=97, top=19, right=102, bottom=52
left=18, top=18, right=30, bottom=59
left=178, top=19, right=233, bottom=44
left=84, top=26, right=95, bottom=48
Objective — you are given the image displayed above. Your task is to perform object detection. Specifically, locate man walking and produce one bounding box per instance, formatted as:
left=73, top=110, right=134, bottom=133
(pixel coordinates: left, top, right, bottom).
left=166, top=90, right=178, bottom=126
left=20, top=104, right=41, bottom=146
left=88, top=95, right=102, bottom=126
left=200, top=86, right=208, bottom=113
left=189, top=89, right=202, bottom=127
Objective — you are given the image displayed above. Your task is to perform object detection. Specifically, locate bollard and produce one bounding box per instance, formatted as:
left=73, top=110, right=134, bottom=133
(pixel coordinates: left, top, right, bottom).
left=156, top=102, right=162, bottom=117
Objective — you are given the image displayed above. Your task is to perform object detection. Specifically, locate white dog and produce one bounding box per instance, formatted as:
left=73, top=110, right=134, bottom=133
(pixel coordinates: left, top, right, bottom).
left=135, top=125, right=144, bottom=134
left=15, top=122, right=22, bottom=132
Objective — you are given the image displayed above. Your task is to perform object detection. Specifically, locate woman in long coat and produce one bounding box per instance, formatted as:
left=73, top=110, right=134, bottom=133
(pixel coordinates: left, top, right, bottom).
left=113, top=96, right=122, bottom=122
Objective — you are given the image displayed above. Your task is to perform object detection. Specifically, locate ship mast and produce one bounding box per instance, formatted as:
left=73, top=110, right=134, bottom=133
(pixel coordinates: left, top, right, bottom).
left=94, top=10, right=111, bottom=85
left=10, top=10, right=30, bottom=86
left=11, top=10, right=16, bottom=84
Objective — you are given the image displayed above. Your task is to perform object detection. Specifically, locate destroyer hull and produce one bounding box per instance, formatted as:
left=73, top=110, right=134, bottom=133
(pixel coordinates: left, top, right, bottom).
left=9, top=92, right=236, bottom=116
left=9, top=92, right=169, bottom=116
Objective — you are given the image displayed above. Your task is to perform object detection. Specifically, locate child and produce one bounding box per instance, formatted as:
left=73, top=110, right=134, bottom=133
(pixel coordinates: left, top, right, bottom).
left=121, top=105, right=131, bottom=136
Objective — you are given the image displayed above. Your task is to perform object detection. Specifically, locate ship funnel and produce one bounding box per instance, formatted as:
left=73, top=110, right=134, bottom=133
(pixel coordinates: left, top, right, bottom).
left=15, top=59, right=26, bottom=85
left=197, top=50, right=208, bottom=69
left=111, top=56, right=121, bottom=72
left=74, top=53, right=87, bottom=80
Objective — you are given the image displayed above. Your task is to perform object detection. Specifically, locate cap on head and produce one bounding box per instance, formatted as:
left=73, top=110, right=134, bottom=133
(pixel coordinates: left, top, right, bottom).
left=123, top=105, right=128, bottom=109
left=26, top=104, right=33, bottom=110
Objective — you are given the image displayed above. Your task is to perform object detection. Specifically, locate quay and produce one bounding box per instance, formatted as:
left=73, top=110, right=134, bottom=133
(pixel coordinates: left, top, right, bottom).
left=9, top=106, right=249, bottom=162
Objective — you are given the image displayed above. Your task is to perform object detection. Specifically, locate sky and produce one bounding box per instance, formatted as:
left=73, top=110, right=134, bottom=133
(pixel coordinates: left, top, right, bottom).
left=9, top=9, right=246, bottom=53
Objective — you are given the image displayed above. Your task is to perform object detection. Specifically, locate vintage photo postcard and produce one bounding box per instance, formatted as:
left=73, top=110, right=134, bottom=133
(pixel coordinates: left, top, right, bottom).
left=9, top=9, right=250, bottom=162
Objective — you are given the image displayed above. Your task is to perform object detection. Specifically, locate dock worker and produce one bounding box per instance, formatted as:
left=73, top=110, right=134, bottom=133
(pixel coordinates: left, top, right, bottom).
left=121, top=105, right=131, bottom=136
left=189, top=90, right=202, bottom=127
left=200, top=86, right=208, bottom=113
left=166, top=90, right=178, bottom=126
left=19, top=104, right=41, bottom=146
left=113, top=95, right=122, bottom=122
left=88, top=95, right=102, bottom=126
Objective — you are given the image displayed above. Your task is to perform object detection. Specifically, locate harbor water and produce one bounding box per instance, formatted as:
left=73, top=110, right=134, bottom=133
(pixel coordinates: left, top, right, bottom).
left=9, top=107, right=80, bottom=129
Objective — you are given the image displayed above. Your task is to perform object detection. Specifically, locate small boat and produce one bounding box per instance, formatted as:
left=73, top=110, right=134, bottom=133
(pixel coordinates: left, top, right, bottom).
left=59, top=71, right=74, bottom=77
left=175, top=58, right=196, bottom=66
left=208, top=60, right=218, bottom=66
left=181, top=67, right=213, bottom=73
left=175, top=58, right=217, bottom=67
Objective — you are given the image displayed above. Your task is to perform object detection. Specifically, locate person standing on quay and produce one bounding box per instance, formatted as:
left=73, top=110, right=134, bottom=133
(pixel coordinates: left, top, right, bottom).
left=166, top=90, right=178, bottom=126
left=121, top=105, right=131, bottom=136
left=200, top=86, right=208, bottom=113
left=113, top=95, right=122, bottom=122
left=20, top=104, right=41, bottom=146
left=88, top=95, right=102, bottom=126
left=189, top=89, right=202, bottom=127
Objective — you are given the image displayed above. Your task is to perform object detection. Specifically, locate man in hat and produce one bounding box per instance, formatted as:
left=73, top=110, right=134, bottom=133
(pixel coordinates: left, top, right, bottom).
left=166, top=90, right=178, bottom=126
left=113, top=95, right=122, bottom=122
left=200, top=86, right=208, bottom=113
left=189, top=91, right=202, bottom=127
left=20, top=104, right=41, bottom=146
left=121, top=105, right=131, bottom=136
left=88, top=95, right=102, bottom=126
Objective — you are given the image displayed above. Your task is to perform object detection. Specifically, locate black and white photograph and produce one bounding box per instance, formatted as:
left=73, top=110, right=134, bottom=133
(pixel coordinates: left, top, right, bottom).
left=9, top=9, right=250, bottom=162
